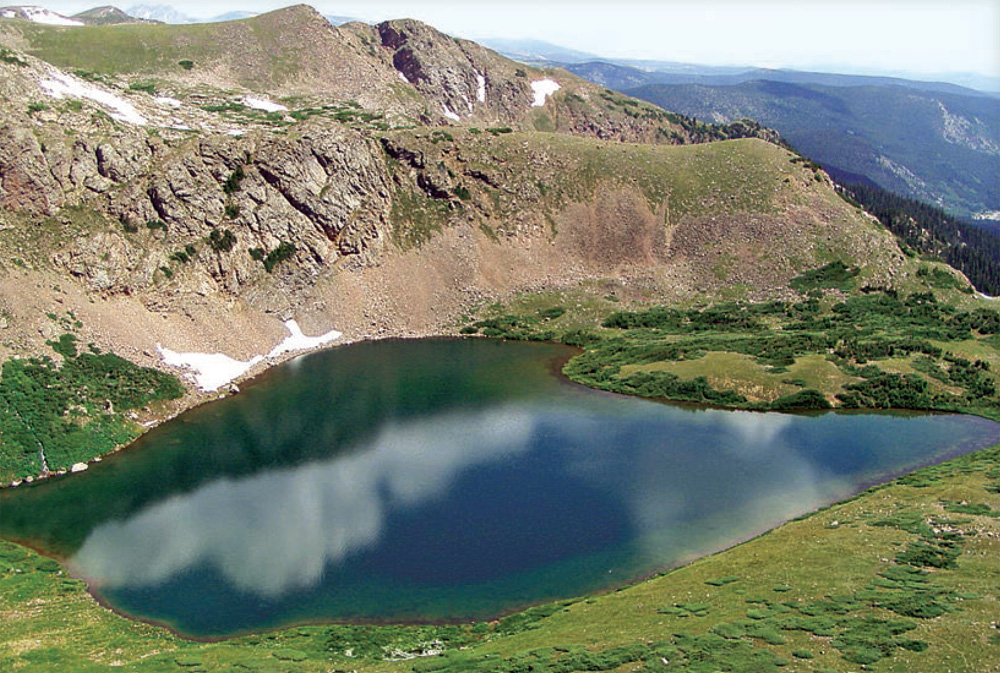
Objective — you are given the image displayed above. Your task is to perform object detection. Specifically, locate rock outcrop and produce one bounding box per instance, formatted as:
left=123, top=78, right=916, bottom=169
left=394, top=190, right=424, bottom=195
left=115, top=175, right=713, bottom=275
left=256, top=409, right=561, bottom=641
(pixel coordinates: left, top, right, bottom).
left=0, top=7, right=908, bottom=395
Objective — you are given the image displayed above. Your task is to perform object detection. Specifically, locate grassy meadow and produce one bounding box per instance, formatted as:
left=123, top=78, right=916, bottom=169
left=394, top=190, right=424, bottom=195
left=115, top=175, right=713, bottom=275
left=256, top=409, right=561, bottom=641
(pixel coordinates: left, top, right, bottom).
left=460, top=265, right=1000, bottom=422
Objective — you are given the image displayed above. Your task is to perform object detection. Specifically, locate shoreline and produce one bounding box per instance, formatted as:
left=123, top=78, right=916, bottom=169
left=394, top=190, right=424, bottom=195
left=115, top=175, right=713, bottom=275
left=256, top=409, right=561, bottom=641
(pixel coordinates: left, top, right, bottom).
left=0, top=322, right=454, bottom=489
left=3, top=435, right=998, bottom=644
left=5, top=327, right=999, bottom=489
left=2, top=332, right=997, bottom=640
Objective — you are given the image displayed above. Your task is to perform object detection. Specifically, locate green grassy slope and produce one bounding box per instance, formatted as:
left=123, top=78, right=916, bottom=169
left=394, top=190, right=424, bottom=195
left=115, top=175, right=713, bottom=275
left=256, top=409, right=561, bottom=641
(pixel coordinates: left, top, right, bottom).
left=459, top=272, right=1000, bottom=421
left=626, top=80, right=1000, bottom=218
left=386, top=131, right=904, bottom=299
left=0, top=5, right=369, bottom=93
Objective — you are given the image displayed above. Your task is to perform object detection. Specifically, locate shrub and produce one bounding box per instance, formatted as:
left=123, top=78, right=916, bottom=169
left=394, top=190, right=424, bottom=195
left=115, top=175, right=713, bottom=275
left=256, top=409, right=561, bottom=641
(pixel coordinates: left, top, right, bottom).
left=789, top=260, right=860, bottom=292
left=223, top=165, right=245, bottom=194
left=0, top=337, right=183, bottom=477
left=263, top=241, right=296, bottom=273
left=178, top=59, right=194, bottom=70
left=560, top=329, right=602, bottom=347
left=769, top=389, right=831, bottom=411
left=47, top=334, right=78, bottom=359
left=208, top=228, right=237, bottom=252
left=128, top=81, right=156, bottom=94
left=0, top=48, right=27, bottom=66
left=201, top=102, right=246, bottom=113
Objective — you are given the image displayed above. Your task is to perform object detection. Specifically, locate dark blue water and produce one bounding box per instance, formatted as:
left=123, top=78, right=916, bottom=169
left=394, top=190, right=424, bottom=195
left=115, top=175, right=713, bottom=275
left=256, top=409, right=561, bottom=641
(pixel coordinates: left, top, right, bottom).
left=1, top=338, right=997, bottom=637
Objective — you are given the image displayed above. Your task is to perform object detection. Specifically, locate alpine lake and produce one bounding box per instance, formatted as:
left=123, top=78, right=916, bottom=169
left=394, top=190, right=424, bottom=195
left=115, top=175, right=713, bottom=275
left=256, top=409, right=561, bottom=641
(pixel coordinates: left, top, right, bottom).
left=1, top=338, right=998, bottom=637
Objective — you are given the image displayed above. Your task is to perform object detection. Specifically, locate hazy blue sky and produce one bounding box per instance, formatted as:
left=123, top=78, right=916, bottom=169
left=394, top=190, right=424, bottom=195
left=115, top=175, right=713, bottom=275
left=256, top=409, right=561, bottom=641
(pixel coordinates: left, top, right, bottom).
left=41, top=1, right=1000, bottom=81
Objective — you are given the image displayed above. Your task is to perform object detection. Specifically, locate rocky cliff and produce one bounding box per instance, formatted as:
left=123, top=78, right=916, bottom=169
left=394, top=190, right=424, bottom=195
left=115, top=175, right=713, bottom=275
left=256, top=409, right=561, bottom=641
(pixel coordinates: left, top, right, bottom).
left=0, top=5, right=908, bottom=428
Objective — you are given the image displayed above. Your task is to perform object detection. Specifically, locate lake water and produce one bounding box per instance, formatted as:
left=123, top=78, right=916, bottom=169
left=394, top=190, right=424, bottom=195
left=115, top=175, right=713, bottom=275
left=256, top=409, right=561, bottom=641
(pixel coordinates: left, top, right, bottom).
left=1, top=338, right=997, bottom=637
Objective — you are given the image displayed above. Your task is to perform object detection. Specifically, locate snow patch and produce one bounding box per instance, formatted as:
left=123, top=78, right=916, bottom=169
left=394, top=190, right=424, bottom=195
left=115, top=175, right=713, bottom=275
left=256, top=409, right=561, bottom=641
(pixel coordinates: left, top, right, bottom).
left=155, top=96, right=182, bottom=108
left=441, top=104, right=461, bottom=122
left=476, top=73, right=486, bottom=103
left=39, top=71, right=147, bottom=125
left=242, top=96, right=287, bottom=113
left=397, top=70, right=410, bottom=84
left=157, top=347, right=263, bottom=393
left=1, top=6, right=83, bottom=26
left=158, top=320, right=341, bottom=392
left=267, top=320, right=342, bottom=358
left=226, top=129, right=244, bottom=136
left=530, top=78, right=560, bottom=107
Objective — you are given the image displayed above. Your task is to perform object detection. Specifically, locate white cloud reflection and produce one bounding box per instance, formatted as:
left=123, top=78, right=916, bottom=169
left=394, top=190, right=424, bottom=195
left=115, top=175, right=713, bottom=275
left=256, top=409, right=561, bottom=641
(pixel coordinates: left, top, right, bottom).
left=71, top=402, right=895, bottom=605
left=543, top=406, right=851, bottom=567
left=72, top=406, right=535, bottom=597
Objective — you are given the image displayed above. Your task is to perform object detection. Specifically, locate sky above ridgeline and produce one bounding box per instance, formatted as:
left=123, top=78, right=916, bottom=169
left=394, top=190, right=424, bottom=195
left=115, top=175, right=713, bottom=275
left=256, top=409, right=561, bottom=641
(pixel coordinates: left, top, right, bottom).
left=38, top=0, right=1000, bottom=83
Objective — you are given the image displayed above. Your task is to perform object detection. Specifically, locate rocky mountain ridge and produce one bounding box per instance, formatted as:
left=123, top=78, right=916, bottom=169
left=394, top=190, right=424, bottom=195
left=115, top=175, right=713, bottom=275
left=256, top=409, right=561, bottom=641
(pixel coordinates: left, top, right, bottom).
left=0, top=4, right=918, bottom=448
left=0, top=4, right=783, bottom=141
left=0, top=4, right=83, bottom=25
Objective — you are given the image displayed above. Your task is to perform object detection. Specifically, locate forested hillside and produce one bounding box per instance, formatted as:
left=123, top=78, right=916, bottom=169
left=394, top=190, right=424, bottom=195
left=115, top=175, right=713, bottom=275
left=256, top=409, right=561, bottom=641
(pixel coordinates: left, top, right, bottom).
left=834, top=178, right=1000, bottom=295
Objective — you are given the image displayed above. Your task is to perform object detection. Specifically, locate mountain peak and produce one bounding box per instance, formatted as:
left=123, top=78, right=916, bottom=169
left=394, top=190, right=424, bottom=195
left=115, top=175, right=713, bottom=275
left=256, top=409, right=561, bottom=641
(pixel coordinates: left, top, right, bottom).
left=257, top=3, right=322, bottom=21
left=0, top=5, right=84, bottom=25
left=124, top=3, right=192, bottom=23
left=72, top=5, right=157, bottom=25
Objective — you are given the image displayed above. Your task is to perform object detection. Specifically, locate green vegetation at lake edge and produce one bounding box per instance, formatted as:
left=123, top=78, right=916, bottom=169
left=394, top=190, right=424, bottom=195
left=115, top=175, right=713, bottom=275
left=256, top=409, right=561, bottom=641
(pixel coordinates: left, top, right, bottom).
left=3, top=442, right=998, bottom=672
left=461, top=287, right=1000, bottom=421
left=0, top=334, right=183, bottom=481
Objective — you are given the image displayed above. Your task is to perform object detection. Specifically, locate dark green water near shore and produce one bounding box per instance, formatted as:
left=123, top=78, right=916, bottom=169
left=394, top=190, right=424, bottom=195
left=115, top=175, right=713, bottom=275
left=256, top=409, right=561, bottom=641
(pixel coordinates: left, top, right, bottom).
left=1, top=338, right=997, bottom=637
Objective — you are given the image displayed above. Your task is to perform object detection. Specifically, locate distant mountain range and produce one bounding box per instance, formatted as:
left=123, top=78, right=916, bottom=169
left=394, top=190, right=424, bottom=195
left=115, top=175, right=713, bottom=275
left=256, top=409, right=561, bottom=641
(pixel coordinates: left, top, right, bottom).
left=72, top=5, right=157, bottom=24
left=480, top=38, right=1000, bottom=95
left=125, top=3, right=354, bottom=25
left=536, top=57, right=999, bottom=220
left=561, top=61, right=999, bottom=100
left=0, top=4, right=84, bottom=24
left=0, top=4, right=357, bottom=26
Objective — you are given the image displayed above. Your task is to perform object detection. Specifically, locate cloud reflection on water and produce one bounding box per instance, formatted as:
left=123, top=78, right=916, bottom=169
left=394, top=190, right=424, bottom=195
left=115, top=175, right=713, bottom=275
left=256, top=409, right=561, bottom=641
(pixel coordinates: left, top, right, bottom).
left=545, top=405, right=851, bottom=566
left=73, top=407, right=535, bottom=597
left=71, top=401, right=942, bottom=606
